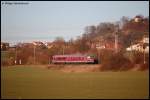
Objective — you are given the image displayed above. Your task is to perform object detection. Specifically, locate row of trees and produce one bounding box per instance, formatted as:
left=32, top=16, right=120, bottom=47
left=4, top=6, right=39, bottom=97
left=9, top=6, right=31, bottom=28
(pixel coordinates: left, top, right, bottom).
left=82, top=15, right=149, bottom=47
left=1, top=15, right=149, bottom=71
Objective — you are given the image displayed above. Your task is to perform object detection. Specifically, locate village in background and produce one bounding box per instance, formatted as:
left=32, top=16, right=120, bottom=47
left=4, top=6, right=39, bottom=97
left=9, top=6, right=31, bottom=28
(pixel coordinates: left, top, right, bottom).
left=1, top=15, right=149, bottom=71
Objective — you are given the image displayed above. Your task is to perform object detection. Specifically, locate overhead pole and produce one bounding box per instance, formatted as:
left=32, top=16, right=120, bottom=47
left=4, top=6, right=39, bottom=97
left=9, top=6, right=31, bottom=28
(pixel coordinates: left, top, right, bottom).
left=34, top=45, right=35, bottom=64
left=115, top=24, right=119, bottom=53
left=115, top=33, right=118, bottom=53
left=143, top=35, right=146, bottom=64
left=15, top=46, right=17, bottom=65
left=33, top=42, right=36, bottom=65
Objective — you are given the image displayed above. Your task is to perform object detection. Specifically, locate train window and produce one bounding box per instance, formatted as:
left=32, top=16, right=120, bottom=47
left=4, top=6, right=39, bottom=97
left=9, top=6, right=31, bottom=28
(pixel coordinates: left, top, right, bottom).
left=57, top=57, right=61, bottom=60
left=62, top=57, right=66, bottom=60
left=56, top=57, right=66, bottom=60
left=80, top=57, right=84, bottom=60
left=54, top=57, right=57, bottom=60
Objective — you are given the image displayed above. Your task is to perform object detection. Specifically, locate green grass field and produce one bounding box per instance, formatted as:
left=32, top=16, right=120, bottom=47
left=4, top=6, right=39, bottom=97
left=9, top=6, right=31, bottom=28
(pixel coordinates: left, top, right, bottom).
left=1, top=65, right=149, bottom=99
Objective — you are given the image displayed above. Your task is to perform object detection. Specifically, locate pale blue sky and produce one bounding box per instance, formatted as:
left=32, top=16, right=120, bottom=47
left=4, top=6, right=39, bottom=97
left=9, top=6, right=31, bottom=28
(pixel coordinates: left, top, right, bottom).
left=1, top=1, right=149, bottom=44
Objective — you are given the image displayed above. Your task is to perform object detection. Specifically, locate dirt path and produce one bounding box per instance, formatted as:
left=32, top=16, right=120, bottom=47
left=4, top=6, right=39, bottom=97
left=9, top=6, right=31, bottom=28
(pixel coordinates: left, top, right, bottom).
left=47, top=64, right=101, bottom=73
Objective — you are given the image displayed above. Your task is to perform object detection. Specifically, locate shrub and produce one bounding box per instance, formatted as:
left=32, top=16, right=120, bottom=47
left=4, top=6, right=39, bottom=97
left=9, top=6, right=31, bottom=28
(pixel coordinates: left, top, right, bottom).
left=139, top=62, right=149, bottom=71
left=27, top=56, right=34, bottom=64
left=100, top=51, right=133, bottom=71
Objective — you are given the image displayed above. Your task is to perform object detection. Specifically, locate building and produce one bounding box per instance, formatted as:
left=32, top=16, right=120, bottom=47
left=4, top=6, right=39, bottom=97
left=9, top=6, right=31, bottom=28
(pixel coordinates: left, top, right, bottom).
left=142, top=37, right=149, bottom=43
left=32, top=41, right=44, bottom=46
left=134, top=16, right=143, bottom=23
left=126, top=37, right=149, bottom=53
left=45, top=42, right=54, bottom=49
left=90, top=39, right=122, bottom=51
left=32, top=41, right=47, bottom=49
left=1, top=42, right=9, bottom=51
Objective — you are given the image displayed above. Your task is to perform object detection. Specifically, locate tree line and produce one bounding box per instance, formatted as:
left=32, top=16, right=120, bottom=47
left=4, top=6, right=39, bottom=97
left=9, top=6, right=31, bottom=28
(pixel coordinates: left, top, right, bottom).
left=1, top=15, right=149, bottom=71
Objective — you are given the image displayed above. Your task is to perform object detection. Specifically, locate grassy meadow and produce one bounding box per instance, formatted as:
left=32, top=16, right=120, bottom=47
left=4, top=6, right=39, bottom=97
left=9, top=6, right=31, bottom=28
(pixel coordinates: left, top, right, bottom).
left=1, top=65, right=149, bottom=99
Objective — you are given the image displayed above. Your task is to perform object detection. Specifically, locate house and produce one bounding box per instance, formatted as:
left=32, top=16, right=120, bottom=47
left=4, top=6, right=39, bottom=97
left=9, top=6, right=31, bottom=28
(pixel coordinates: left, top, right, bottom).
left=17, top=43, right=33, bottom=48
left=32, top=41, right=48, bottom=49
left=1, top=42, right=9, bottom=51
left=32, top=41, right=44, bottom=46
left=90, top=41, right=105, bottom=49
left=142, top=37, right=149, bottom=43
left=134, top=16, right=143, bottom=23
left=46, top=42, right=54, bottom=49
left=126, top=43, right=149, bottom=53
left=90, top=38, right=122, bottom=51
left=126, top=37, right=149, bottom=53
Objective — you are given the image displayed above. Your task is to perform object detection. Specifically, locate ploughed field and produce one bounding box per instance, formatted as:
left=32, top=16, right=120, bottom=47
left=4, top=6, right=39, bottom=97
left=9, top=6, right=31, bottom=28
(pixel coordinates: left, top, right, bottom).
left=1, top=65, right=149, bottom=99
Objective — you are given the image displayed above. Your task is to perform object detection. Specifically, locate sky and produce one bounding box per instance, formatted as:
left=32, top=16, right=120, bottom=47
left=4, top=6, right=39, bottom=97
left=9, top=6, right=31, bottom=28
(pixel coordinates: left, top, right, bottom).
left=1, top=1, right=149, bottom=44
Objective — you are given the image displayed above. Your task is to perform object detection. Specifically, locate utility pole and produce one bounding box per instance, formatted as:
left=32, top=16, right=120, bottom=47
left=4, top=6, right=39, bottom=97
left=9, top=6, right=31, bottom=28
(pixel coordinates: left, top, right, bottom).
left=115, top=33, right=118, bottom=53
left=144, top=48, right=146, bottom=64
left=143, top=35, right=146, bottom=64
left=115, top=24, right=119, bottom=53
left=33, top=44, right=36, bottom=64
left=15, top=46, right=17, bottom=65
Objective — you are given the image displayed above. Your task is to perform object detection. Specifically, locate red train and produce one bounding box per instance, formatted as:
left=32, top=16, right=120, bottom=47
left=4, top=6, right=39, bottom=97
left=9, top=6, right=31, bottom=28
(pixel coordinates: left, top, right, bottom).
left=52, top=55, right=98, bottom=64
